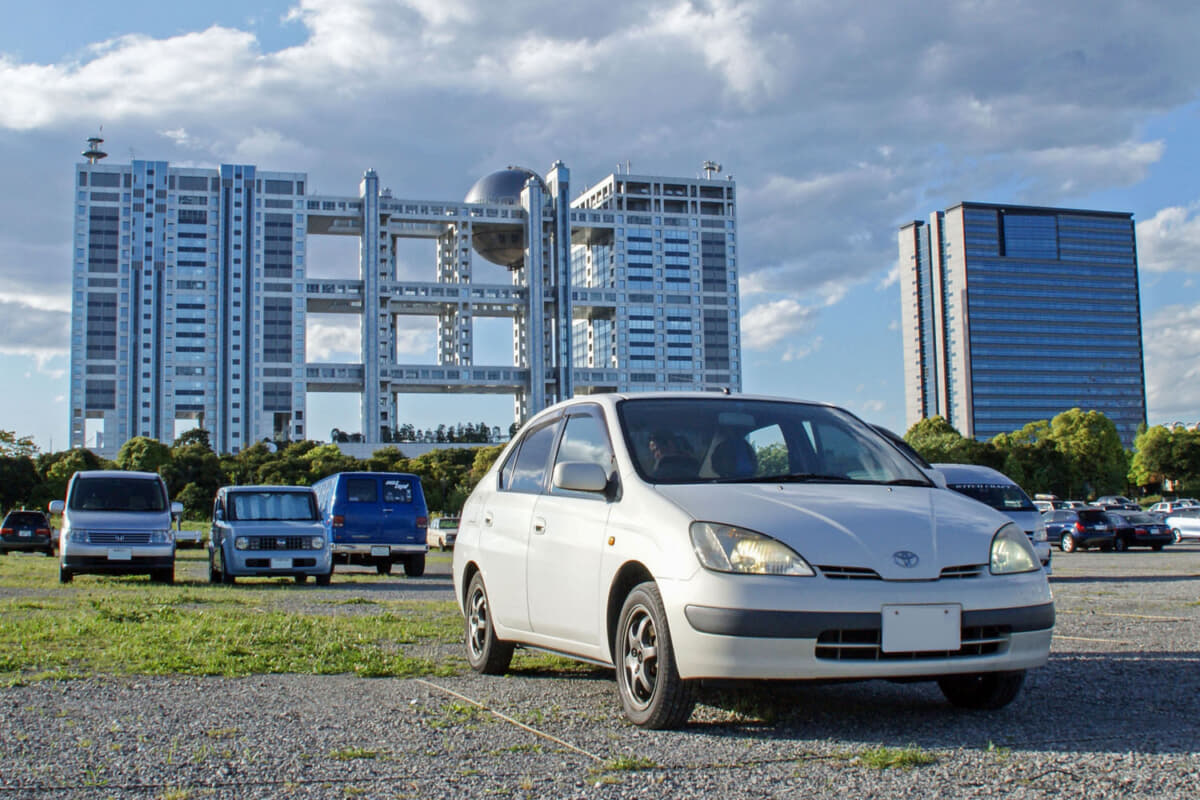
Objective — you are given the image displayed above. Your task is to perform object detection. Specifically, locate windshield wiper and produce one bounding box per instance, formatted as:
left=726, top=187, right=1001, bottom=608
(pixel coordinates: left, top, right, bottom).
left=884, top=478, right=932, bottom=487
left=713, top=472, right=856, bottom=484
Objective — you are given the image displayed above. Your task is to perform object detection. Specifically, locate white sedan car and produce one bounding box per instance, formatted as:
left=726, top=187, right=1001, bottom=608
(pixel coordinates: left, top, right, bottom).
left=452, top=393, right=1055, bottom=728
left=1164, top=509, right=1200, bottom=543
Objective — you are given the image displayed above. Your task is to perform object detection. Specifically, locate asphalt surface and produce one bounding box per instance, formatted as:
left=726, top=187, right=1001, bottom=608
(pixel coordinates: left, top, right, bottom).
left=1, top=547, right=1199, bottom=799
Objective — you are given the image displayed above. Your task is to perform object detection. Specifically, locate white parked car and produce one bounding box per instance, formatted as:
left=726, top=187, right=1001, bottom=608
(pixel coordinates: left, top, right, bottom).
left=452, top=393, right=1055, bottom=728
left=1164, top=509, right=1200, bottom=543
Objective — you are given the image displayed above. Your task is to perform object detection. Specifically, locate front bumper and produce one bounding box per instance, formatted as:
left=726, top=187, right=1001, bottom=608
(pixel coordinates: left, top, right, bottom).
left=62, top=554, right=175, bottom=574
left=225, top=547, right=332, bottom=577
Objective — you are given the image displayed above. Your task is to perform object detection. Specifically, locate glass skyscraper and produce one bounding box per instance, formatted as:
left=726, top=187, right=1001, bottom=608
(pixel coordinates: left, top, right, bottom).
left=899, top=202, right=1146, bottom=446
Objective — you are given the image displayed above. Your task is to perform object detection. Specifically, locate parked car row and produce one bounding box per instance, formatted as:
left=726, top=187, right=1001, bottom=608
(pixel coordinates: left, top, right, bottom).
left=20, top=470, right=442, bottom=585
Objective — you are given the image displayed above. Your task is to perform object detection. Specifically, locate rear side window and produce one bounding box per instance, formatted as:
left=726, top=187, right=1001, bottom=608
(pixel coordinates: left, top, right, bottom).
left=383, top=479, right=412, bottom=504
left=347, top=478, right=378, bottom=503
left=70, top=477, right=166, bottom=512
left=505, top=422, right=559, bottom=494
left=1077, top=509, right=1108, bottom=524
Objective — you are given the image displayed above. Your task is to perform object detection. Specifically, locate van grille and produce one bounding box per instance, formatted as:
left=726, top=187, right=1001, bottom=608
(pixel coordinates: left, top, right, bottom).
left=244, top=536, right=317, bottom=551
left=87, top=531, right=153, bottom=545
left=814, top=625, right=1009, bottom=661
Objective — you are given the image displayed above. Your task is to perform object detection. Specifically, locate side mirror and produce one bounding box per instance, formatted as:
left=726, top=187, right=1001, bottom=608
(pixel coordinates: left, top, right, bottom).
left=553, top=461, right=610, bottom=493
left=49, top=500, right=64, bottom=514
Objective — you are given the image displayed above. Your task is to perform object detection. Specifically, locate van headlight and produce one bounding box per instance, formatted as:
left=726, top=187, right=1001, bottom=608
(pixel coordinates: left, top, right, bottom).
left=310, top=536, right=325, bottom=549
left=690, top=522, right=815, bottom=576
left=235, top=537, right=250, bottom=550
left=148, top=529, right=174, bottom=544
left=67, top=528, right=88, bottom=543
left=990, top=523, right=1039, bottom=574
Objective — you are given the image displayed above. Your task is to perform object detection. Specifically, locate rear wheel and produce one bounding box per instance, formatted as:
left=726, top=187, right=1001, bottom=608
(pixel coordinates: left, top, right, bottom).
left=375, top=560, right=392, bottom=575
left=1060, top=532, right=1076, bottom=553
left=615, top=582, right=696, bottom=729
left=464, top=573, right=513, bottom=674
left=1173, top=529, right=1182, bottom=544
left=404, top=554, right=425, bottom=577
left=938, top=670, right=1026, bottom=710
left=1151, top=544, right=1165, bottom=552
left=150, top=567, right=174, bottom=585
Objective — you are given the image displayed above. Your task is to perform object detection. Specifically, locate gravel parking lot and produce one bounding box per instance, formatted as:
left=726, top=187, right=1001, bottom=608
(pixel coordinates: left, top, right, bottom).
left=2, top=547, right=1199, bottom=799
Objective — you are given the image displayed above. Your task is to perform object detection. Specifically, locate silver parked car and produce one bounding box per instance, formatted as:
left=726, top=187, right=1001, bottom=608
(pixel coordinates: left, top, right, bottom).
left=1164, top=508, right=1200, bottom=544
left=208, top=486, right=332, bottom=585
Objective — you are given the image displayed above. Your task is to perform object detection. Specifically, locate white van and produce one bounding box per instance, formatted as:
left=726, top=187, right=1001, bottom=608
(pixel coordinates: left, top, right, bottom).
left=50, top=470, right=183, bottom=584
left=934, top=463, right=1052, bottom=574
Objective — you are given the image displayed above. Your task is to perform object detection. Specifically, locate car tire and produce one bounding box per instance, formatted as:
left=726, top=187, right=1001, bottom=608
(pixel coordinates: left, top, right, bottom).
left=1173, top=529, right=1182, bottom=544
left=464, top=572, right=514, bottom=675
left=58, top=563, right=72, bottom=584
left=403, top=554, right=425, bottom=578
left=315, top=567, right=332, bottom=586
left=375, top=560, right=392, bottom=576
left=207, top=549, right=221, bottom=584
left=938, top=670, right=1025, bottom=710
left=1060, top=532, right=1076, bottom=553
left=150, top=567, right=174, bottom=584
left=1151, top=544, right=1165, bottom=552
left=1113, top=536, right=1127, bottom=552
left=219, top=550, right=236, bottom=585
left=44, top=546, right=54, bottom=557
left=294, top=574, right=308, bottom=584
left=615, top=582, right=696, bottom=729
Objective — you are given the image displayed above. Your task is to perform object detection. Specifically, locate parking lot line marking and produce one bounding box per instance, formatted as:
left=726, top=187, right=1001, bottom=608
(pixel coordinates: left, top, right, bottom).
left=415, top=678, right=604, bottom=763
left=1054, top=635, right=1135, bottom=645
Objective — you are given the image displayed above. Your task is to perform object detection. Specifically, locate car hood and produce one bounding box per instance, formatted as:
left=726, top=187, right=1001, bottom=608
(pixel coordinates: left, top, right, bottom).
left=653, top=483, right=1008, bottom=580
left=64, top=510, right=171, bottom=530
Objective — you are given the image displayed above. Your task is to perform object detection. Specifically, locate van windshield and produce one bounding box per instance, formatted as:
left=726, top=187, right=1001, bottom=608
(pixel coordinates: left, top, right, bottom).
left=229, top=491, right=318, bottom=521
left=949, top=483, right=1036, bottom=512
left=69, top=477, right=167, bottom=512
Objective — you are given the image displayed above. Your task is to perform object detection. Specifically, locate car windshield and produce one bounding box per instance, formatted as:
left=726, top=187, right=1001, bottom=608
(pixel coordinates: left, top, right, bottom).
left=229, top=491, right=318, bottom=521
left=69, top=477, right=167, bottom=512
left=947, top=483, right=1036, bottom=512
left=617, top=397, right=931, bottom=486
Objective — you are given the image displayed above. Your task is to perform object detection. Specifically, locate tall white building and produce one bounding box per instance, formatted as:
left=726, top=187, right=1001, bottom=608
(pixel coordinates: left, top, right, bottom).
left=70, top=150, right=741, bottom=455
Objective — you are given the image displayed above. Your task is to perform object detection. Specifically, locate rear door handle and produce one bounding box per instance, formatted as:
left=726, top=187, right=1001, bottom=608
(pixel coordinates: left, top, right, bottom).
left=484, top=512, right=494, bottom=527
left=533, top=517, right=546, bottom=534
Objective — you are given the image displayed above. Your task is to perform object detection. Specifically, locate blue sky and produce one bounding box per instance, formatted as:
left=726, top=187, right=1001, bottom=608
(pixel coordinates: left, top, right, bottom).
left=3, top=0, right=1200, bottom=452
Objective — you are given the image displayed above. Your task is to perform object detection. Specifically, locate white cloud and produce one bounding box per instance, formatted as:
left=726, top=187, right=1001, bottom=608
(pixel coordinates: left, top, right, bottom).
left=305, top=319, right=360, bottom=360
left=1137, top=204, right=1200, bottom=273
left=1144, top=304, right=1200, bottom=423
left=0, top=300, right=68, bottom=363
left=741, top=298, right=818, bottom=351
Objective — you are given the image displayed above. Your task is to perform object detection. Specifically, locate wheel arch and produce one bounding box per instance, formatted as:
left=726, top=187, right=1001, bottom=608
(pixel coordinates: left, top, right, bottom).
left=459, top=559, right=482, bottom=613
left=605, top=560, right=655, bottom=662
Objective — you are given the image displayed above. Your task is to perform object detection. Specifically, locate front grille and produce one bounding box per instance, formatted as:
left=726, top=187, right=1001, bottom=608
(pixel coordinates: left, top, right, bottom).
left=88, top=531, right=152, bottom=545
left=817, top=565, right=881, bottom=580
left=815, top=625, right=1009, bottom=661
left=939, top=564, right=986, bottom=579
left=245, top=536, right=315, bottom=551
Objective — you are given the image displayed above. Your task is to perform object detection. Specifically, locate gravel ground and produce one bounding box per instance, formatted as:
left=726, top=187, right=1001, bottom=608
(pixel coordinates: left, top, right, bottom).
left=2, top=548, right=1199, bottom=799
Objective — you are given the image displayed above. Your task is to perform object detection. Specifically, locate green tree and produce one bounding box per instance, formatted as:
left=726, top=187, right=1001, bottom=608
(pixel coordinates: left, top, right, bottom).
left=35, top=448, right=108, bottom=508
left=0, top=455, right=39, bottom=511
left=1049, top=408, right=1128, bottom=498
left=468, top=445, right=504, bottom=490
left=904, top=417, right=1003, bottom=468
left=116, top=436, right=173, bottom=474
left=992, top=421, right=1071, bottom=498
left=0, top=430, right=38, bottom=458
left=1129, top=425, right=1173, bottom=491
left=161, top=434, right=224, bottom=519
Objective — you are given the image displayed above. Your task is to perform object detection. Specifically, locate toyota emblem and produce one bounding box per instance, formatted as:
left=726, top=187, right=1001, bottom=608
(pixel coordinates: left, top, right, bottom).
left=893, top=550, right=919, bottom=568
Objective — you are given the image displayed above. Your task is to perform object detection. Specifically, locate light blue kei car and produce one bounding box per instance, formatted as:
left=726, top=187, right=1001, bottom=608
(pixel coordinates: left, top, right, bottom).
left=208, top=485, right=332, bottom=585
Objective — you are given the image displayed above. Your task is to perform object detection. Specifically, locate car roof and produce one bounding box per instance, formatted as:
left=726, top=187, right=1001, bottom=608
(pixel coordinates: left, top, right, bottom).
left=525, top=391, right=839, bottom=425
left=72, top=470, right=162, bottom=480
left=930, top=463, right=1014, bottom=485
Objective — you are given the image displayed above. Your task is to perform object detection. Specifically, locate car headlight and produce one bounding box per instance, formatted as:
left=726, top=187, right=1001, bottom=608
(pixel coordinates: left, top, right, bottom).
left=991, top=522, right=1039, bottom=575
left=1033, top=517, right=1048, bottom=543
left=67, top=528, right=88, bottom=543
left=234, top=537, right=250, bottom=550
left=148, top=529, right=173, bottom=544
left=310, top=536, right=325, bottom=549
left=689, top=522, right=815, bottom=576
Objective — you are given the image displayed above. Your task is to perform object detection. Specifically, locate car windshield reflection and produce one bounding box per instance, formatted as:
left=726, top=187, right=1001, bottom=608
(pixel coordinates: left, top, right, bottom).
left=617, top=397, right=931, bottom=486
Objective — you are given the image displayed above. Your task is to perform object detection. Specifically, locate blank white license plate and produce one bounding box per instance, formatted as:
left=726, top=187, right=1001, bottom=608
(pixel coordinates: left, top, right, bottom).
left=370, top=546, right=390, bottom=557
left=881, top=604, right=961, bottom=653
left=107, top=548, right=132, bottom=561
left=270, top=557, right=292, bottom=569
left=18, top=530, right=31, bottom=537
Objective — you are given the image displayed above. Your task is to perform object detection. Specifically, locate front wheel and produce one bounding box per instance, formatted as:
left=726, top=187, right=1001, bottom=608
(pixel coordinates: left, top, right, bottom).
left=938, top=670, right=1025, bottom=710
left=615, top=582, right=696, bottom=729
left=294, top=574, right=308, bottom=584
left=404, top=554, right=425, bottom=577
left=208, top=549, right=221, bottom=584
left=219, top=549, right=236, bottom=585
left=1060, top=532, right=1076, bottom=553
left=58, top=563, right=73, bottom=584
left=1173, top=529, right=1182, bottom=544
left=150, top=567, right=174, bottom=585
left=1151, top=544, right=1165, bottom=552
left=464, top=573, right=514, bottom=674
left=1113, top=536, right=1127, bottom=552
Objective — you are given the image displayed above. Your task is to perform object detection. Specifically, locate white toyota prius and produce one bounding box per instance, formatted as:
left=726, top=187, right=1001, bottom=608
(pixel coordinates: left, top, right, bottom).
left=452, top=393, right=1055, bottom=728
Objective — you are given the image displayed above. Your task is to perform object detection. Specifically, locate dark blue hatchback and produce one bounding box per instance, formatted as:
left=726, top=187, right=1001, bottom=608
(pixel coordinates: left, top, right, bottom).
left=1042, top=508, right=1115, bottom=553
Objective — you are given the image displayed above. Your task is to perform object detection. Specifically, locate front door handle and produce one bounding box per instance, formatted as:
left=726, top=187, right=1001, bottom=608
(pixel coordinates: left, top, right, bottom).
left=484, top=512, right=494, bottom=527
left=533, top=517, right=546, bottom=535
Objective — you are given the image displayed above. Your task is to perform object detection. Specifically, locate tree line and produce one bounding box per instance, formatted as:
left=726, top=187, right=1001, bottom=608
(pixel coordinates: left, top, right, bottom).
left=0, top=428, right=505, bottom=520
left=903, top=407, right=1196, bottom=501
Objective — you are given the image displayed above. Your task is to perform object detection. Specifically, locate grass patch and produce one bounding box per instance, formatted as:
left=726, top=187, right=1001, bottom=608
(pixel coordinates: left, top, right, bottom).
left=856, top=745, right=937, bottom=770
left=0, top=554, right=464, bottom=681
left=329, top=747, right=379, bottom=761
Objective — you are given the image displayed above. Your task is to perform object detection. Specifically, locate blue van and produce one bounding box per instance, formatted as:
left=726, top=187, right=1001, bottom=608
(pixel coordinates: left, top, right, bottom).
left=312, top=472, right=428, bottom=576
